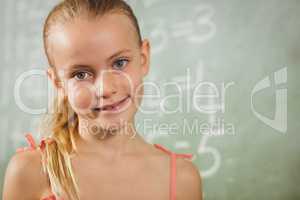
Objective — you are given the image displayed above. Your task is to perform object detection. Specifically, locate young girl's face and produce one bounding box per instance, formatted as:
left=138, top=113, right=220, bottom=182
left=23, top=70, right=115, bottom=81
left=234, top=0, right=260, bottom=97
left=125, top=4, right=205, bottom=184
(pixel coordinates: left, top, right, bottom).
left=47, top=12, right=150, bottom=131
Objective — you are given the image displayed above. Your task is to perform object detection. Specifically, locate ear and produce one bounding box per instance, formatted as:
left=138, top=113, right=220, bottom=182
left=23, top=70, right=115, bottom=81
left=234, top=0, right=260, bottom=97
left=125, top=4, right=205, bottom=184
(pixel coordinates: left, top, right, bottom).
left=140, top=39, right=150, bottom=77
left=47, top=67, right=64, bottom=92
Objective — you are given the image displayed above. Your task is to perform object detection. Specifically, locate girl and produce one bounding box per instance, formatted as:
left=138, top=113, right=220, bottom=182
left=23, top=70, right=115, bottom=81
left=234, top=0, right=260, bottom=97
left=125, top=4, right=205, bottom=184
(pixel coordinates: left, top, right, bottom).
left=3, top=0, right=202, bottom=199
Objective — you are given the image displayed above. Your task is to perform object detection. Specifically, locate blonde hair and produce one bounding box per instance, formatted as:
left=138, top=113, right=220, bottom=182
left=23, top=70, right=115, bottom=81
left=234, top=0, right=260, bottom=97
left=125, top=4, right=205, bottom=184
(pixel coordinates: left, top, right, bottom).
left=40, top=0, right=142, bottom=199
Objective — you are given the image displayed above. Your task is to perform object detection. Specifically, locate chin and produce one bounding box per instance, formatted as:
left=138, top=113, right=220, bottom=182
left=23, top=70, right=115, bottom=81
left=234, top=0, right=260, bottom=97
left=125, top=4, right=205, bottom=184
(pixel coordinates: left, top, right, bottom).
left=88, top=120, right=128, bottom=136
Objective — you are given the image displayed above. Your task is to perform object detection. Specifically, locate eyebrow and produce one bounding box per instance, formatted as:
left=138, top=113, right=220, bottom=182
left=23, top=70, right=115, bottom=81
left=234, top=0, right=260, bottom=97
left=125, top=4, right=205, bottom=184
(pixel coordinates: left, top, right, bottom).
left=108, top=49, right=132, bottom=61
left=66, top=49, right=132, bottom=72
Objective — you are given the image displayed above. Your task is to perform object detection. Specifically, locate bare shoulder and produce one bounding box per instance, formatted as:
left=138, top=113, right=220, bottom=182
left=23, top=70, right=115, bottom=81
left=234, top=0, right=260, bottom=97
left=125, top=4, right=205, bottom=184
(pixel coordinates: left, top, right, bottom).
left=142, top=144, right=202, bottom=199
left=2, top=149, right=49, bottom=200
left=176, top=157, right=203, bottom=200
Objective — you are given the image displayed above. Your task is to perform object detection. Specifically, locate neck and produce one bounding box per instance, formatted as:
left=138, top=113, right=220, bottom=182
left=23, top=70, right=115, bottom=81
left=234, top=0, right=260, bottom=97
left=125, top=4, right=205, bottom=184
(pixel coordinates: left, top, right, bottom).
left=74, top=117, right=147, bottom=159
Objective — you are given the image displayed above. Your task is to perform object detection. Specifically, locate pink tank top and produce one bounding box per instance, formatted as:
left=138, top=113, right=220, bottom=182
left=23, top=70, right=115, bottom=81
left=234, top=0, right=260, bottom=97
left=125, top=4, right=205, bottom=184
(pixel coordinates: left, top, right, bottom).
left=16, top=133, right=193, bottom=200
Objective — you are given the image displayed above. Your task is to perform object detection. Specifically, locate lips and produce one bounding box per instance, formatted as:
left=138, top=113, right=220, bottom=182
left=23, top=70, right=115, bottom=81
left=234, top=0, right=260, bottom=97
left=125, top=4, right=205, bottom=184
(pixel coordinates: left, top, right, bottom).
left=93, top=95, right=129, bottom=112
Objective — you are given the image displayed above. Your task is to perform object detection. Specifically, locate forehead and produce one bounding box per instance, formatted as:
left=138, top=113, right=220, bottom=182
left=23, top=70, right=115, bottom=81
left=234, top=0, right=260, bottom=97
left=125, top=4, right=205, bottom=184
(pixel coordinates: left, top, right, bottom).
left=48, top=13, right=138, bottom=69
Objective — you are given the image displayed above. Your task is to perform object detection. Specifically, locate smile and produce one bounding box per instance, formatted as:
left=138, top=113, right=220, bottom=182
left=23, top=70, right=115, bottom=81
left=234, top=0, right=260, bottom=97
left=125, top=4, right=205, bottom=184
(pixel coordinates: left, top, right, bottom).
left=92, top=95, right=130, bottom=113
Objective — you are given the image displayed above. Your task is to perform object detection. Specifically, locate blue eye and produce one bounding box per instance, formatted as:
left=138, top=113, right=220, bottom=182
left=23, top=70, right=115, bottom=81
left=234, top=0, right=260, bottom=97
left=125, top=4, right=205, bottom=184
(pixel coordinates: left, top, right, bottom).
left=113, top=58, right=129, bottom=70
left=73, top=71, right=92, bottom=81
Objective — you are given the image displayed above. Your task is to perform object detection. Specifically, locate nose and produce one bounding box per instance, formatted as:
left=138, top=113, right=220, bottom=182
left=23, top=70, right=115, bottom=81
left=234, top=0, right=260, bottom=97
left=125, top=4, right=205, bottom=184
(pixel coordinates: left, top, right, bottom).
left=95, top=70, right=118, bottom=99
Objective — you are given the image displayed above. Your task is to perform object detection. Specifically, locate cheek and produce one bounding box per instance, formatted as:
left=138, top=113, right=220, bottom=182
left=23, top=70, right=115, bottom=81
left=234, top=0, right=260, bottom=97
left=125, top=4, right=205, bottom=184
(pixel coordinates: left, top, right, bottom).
left=120, top=68, right=144, bottom=97
left=133, top=78, right=144, bottom=97
left=126, top=71, right=144, bottom=102
left=68, top=84, right=94, bottom=111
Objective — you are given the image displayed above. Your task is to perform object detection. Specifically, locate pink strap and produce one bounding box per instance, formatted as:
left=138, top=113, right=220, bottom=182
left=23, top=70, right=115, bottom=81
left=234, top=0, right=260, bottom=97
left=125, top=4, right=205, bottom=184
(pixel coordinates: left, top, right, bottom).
left=42, top=194, right=57, bottom=200
left=153, top=144, right=193, bottom=200
left=153, top=143, right=172, bottom=155
left=16, top=133, right=55, bottom=153
left=153, top=143, right=193, bottom=159
left=170, top=152, right=177, bottom=200
left=16, top=133, right=37, bottom=152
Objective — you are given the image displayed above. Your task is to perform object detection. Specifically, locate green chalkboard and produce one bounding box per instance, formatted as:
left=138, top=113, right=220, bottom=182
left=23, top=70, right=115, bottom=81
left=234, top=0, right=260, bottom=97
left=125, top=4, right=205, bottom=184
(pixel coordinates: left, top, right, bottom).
left=0, top=0, right=299, bottom=199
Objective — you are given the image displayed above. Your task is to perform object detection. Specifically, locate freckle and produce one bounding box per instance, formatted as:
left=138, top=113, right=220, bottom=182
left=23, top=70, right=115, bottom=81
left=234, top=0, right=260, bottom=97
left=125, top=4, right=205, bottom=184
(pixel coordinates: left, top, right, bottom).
left=73, top=87, right=93, bottom=109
